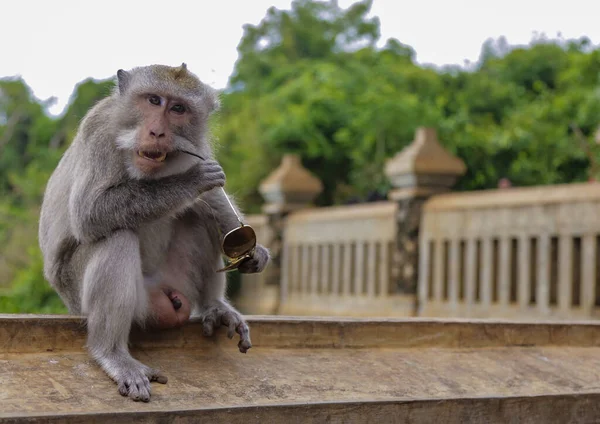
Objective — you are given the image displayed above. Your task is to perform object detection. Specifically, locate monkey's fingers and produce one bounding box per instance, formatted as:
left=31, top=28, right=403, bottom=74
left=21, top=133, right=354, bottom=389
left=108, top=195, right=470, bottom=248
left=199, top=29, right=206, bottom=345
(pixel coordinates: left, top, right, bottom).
left=238, top=245, right=269, bottom=274
left=197, top=160, right=223, bottom=172
left=237, top=257, right=259, bottom=274
left=196, top=160, right=225, bottom=177
left=195, top=161, right=226, bottom=194
left=218, top=312, right=237, bottom=339
left=236, top=322, right=252, bottom=354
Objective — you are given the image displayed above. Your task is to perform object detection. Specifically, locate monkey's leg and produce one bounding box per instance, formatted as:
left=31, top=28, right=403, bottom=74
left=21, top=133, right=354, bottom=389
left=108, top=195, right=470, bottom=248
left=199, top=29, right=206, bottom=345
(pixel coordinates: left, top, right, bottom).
left=158, top=210, right=251, bottom=352
left=82, top=230, right=167, bottom=402
left=185, top=221, right=252, bottom=353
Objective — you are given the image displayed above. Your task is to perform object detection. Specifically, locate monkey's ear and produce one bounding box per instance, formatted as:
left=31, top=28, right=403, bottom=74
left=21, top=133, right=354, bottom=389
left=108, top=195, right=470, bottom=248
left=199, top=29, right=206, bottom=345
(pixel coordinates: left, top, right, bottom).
left=116, top=69, right=130, bottom=94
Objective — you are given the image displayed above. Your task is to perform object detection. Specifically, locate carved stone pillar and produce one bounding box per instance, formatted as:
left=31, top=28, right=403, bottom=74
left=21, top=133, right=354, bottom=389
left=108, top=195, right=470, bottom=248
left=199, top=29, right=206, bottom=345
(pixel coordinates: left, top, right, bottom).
left=385, top=127, right=466, bottom=294
left=258, top=154, right=323, bottom=288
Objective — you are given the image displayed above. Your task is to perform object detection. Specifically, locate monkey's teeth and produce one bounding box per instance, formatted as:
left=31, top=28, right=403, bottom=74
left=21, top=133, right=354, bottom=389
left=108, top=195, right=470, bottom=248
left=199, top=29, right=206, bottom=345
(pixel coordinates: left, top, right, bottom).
left=138, top=151, right=167, bottom=162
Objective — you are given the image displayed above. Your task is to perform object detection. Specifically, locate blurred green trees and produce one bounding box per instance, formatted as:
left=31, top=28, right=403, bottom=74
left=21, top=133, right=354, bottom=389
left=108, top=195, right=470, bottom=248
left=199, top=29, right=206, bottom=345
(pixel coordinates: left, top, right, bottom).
left=0, top=77, right=114, bottom=312
left=1, top=0, right=600, bottom=313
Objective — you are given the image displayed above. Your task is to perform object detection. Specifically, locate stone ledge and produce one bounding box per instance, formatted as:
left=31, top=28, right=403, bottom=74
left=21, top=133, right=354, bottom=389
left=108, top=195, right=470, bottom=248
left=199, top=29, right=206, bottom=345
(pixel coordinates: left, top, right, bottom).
left=3, top=314, right=600, bottom=353
left=3, top=315, right=600, bottom=422
left=4, top=394, right=600, bottom=424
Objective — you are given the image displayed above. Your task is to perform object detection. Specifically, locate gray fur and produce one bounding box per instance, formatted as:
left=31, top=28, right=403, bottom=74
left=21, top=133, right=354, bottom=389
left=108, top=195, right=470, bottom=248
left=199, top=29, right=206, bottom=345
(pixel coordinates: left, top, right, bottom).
left=38, top=64, right=269, bottom=402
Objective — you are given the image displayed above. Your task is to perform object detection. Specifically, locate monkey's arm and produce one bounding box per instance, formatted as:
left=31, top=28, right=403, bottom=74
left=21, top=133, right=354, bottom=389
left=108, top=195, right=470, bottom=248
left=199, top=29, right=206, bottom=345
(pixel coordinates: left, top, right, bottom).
left=69, top=162, right=225, bottom=243
left=198, top=188, right=246, bottom=234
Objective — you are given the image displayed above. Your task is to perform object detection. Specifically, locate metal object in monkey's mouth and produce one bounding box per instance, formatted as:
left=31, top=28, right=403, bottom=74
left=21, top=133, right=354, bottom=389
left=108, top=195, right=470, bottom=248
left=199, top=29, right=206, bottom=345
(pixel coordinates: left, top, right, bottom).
left=138, top=150, right=167, bottom=162
left=179, top=148, right=258, bottom=273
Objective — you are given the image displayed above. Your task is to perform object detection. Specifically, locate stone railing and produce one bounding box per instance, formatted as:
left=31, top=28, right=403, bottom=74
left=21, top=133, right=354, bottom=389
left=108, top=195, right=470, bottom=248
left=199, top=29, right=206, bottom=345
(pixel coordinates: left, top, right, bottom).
left=277, top=201, right=411, bottom=316
left=235, top=127, right=600, bottom=321
left=417, top=183, right=600, bottom=320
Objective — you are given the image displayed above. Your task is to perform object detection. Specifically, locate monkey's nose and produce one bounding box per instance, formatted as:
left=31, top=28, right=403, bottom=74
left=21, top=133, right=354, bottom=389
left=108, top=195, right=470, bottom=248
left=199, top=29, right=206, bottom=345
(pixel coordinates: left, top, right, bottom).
left=149, top=130, right=166, bottom=138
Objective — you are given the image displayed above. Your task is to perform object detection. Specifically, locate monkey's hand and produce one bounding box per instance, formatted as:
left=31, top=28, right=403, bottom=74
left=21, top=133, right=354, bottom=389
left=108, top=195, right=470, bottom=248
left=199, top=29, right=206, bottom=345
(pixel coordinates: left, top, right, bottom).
left=237, top=244, right=270, bottom=274
left=199, top=300, right=252, bottom=353
left=192, top=159, right=226, bottom=195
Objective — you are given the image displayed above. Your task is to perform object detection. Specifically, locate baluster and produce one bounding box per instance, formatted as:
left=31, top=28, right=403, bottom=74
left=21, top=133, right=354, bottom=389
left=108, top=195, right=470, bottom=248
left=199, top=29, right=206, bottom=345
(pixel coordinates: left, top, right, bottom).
left=433, top=239, right=444, bottom=301
left=380, top=241, right=390, bottom=297
left=581, top=234, right=596, bottom=315
left=449, top=239, right=459, bottom=311
left=342, top=242, right=352, bottom=296
left=331, top=243, right=341, bottom=295
left=518, top=235, right=531, bottom=309
left=464, top=238, right=476, bottom=314
left=354, top=242, right=365, bottom=295
left=498, top=237, right=511, bottom=307
left=537, top=234, right=550, bottom=314
left=479, top=238, right=492, bottom=308
left=558, top=235, right=573, bottom=313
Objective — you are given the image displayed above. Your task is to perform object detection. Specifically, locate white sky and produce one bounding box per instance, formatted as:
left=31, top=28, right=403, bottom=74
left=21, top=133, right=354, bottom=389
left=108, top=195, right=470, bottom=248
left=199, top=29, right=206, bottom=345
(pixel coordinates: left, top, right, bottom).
left=1, top=0, right=599, bottom=116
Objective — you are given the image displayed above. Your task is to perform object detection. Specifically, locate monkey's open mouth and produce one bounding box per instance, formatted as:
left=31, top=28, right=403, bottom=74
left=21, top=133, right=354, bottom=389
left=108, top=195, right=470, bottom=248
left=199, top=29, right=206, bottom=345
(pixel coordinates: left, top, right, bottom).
left=138, top=150, right=167, bottom=162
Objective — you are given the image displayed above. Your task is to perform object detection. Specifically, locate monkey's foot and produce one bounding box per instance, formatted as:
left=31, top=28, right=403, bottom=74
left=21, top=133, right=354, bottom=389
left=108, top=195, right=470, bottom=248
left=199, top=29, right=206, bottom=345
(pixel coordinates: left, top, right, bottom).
left=100, top=356, right=167, bottom=402
left=199, top=301, right=252, bottom=353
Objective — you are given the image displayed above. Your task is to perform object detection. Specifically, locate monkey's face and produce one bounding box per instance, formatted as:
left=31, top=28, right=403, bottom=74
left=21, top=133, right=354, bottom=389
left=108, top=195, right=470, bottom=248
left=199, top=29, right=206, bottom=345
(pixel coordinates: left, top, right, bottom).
left=129, top=93, right=192, bottom=175
left=114, top=64, right=220, bottom=179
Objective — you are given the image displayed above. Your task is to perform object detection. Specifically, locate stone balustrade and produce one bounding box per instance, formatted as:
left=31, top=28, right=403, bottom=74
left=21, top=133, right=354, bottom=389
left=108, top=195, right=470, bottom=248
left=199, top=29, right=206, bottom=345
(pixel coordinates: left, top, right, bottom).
left=236, top=127, right=600, bottom=321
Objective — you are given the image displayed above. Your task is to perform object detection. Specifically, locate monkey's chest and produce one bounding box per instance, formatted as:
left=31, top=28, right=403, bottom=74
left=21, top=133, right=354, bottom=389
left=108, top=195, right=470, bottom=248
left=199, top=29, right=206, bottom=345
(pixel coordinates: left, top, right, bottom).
left=138, top=218, right=176, bottom=275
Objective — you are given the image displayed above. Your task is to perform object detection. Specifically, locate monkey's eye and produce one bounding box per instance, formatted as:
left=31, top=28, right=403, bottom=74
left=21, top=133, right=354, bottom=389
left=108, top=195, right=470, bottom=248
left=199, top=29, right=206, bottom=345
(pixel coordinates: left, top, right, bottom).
left=171, top=104, right=186, bottom=115
left=148, top=95, right=161, bottom=106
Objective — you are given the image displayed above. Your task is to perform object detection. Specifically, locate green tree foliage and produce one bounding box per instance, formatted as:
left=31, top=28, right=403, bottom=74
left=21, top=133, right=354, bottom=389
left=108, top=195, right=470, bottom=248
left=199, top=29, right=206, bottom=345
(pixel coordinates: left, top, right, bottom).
left=217, top=0, right=600, bottom=206
left=0, top=77, right=114, bottom=312
left=230, top=0, right=380, bottom=93
left=1, top=0, right=600, bottom=312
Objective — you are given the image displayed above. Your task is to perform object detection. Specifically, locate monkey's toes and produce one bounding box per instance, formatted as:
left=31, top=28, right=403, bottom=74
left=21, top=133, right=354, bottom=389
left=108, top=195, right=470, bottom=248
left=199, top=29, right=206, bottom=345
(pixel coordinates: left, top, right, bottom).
left=200, top=303, right=252, bottom=353
left=148, top=368, right=168, bottom=384
left=202, top=314, right=217, bottom=336
left=236, top=322, right=252, bottom=353
left=117, top=375, right=151, bottom=402
left=238, top=338, right=252, bottom=353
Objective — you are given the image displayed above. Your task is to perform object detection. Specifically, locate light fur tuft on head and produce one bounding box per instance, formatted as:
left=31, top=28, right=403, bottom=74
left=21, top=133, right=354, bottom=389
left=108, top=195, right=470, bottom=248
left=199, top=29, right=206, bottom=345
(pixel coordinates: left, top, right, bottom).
left=174, top=63, right=188, bottom=79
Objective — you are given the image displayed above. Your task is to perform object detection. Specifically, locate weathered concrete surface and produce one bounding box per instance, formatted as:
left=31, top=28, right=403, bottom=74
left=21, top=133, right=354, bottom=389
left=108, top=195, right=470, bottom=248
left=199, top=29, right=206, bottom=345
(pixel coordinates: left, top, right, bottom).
left=2, top=315, right=600, bottom=423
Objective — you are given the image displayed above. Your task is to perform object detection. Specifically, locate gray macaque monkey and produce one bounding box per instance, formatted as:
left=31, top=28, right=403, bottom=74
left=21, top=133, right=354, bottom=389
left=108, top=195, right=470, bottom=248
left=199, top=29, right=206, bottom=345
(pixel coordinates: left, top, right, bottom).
left=38, top=63, right=270, bottom=402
